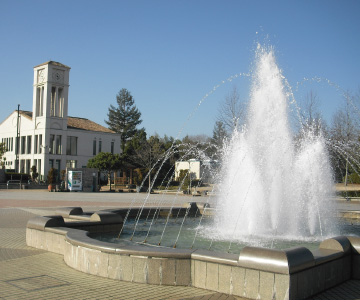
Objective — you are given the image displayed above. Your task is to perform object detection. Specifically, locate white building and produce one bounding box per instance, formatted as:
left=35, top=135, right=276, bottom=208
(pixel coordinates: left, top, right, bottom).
left=0, top=61, right=121, bottom=181
left=175, top=159, right=217, bottom=183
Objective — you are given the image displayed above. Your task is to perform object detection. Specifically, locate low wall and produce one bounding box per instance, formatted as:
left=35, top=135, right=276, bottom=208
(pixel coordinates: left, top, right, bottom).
left=26, top=207, right=360, bottom=300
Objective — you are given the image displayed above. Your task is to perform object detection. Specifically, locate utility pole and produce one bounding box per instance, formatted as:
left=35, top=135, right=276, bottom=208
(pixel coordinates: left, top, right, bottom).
left=16, top=104, right=20, bottom=172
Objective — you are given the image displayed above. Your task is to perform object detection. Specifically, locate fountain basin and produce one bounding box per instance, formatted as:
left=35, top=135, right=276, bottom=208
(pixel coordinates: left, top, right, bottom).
left=26, top=205, right=360, bottom=300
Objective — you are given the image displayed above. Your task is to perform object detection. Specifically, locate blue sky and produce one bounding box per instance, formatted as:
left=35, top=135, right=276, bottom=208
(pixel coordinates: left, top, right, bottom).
left=1, top=0, right=359, bottom=139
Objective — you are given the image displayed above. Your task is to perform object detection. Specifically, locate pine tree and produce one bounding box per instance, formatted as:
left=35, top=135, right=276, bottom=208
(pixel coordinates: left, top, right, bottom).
left=105, top=88, right=143, bottom=152
left=212, top=121, right=227, bottom=148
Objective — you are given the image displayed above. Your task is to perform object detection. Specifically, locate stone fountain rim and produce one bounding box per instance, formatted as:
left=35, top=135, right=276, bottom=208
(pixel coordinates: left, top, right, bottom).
left=26, top=205, right=359, bottom=275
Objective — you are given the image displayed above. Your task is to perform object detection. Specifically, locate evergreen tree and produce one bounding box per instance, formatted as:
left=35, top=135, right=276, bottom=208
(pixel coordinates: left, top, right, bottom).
left=212, top=121, right=227, bottom=148
left=105, top=88, right=143, bottom=152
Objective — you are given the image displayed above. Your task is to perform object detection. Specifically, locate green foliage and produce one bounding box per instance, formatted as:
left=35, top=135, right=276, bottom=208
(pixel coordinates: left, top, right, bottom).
left=133, top=168, right=144, bottom=186
left=47, top=168, right=57, bottom=184
left=0, top=142, right=6, bottom=168
left=105, top=88, right=143, bottom=152
left=0, top=142, right=5, bottom=159
left=87, top=152, right=122, bottom=173
left=5, top=172, right=29, bottom=182
left=31, top=165, right=39, bottom=182
left=345, top=173, right=360, bottom=184
left=87, top=152, right=122, bottom=191
left=212, top=121, right=227, bottom=148
left=177, top=169, right=190, bottom=190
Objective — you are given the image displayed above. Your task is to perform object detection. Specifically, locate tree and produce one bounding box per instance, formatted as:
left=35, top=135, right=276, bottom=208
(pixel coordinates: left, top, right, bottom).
left=0, top=142, right=5, bottom=169
left=216, top=86, right=246, bottom=135
left=329, top=91, right=360, bottom=185
left=130, top=134, right=166, bottom=191
left=87, top=152, right=122, bottom=191
left=31, top=165, right=39, bottom=182
left=297, top=91, right=327, bottom=138
left=105, top=88, right=143, bottom=153
left=212, top=121, right=227, bottom=149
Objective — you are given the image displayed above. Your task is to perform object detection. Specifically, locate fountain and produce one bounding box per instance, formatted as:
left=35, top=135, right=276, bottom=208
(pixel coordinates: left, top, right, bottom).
left=211, top=45, right=336, bottom=246
left=25, top=44, right=360, bottom=299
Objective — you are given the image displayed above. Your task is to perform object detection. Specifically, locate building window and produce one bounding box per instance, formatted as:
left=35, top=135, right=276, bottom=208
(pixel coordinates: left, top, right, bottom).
left=20, top=159, right=25, bottom=173
left=27, top=136, right=32, bottom=154
left=49, top=159, right=54, bottom=169
left=15, top=137, right=19, bottom=155
left=36, top=86, right=44, bottom=117
left=34, top=135, right=38, bottom=154
left=93, top=140, right=96, bottom=155
left=26, top=159, right=31, bottom=174
left=38, top=159, right=42, bottom=180
left=111, top=141, right=114, bottom=154
left=21, top=136, right=26, bottom=154
left=55, top=135, right=62, bottom=154
left=66, top=136, right=78, bottom=155
left=51, top=87, right=64, bottom=117
left=49, top=135, right=55, bottom=154
left=98, top=140, right=102, bottom=153
left=39, top=134, right=42, bottom=153
left=66, top=160, right=77, bottom=168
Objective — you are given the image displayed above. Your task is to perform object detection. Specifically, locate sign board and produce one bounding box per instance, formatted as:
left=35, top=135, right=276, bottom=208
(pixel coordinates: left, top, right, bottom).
left=68, top=171, right=82, bottom=191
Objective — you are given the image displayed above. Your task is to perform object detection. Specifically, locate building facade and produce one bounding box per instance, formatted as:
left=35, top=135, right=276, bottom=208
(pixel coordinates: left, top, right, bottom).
left=175, top=159, right=217, bottom=183
left=0, top=61, right=121, bottom=181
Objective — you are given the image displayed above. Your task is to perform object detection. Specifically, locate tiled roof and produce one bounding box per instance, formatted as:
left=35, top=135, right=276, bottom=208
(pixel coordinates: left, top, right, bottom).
left=18, top=110, right=115, bottom=133
left=67, top=116, right=114, bottom=133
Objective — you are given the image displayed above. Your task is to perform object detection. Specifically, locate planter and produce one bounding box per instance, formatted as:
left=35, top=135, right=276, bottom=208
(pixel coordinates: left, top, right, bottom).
left=48, top=184, right=55, bottom=192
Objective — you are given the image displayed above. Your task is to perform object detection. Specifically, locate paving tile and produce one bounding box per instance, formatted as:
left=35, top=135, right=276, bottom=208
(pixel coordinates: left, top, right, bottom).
left=1, top=193, right=360, bottom=300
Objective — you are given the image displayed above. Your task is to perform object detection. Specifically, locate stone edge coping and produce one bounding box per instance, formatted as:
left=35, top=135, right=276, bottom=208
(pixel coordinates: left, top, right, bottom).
left=191, top=249, right=238, bottom=266
left=27, top=209, right=360, bottom=275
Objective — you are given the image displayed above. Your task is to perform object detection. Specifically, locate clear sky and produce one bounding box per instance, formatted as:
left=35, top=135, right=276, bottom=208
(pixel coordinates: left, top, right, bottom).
left=1, top=0, right=359, bottom=139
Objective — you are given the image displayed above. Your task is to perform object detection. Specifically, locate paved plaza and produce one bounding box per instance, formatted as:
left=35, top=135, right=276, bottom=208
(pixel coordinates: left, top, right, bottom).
left=1, top=190, right=360, bottom=299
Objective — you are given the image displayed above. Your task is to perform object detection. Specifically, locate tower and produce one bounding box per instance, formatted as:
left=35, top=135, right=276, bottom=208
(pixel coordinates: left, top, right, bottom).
left=32, top=61, right=70, bottom=131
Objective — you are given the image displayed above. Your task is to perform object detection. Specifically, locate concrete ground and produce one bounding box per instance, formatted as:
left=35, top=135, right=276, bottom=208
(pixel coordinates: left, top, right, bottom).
left=1, top=190, right=360, bottom=299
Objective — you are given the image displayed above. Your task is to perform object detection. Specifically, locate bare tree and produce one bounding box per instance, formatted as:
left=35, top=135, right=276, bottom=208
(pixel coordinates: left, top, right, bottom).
left=217, top=86, right=246, bottom=134
left=330, top=91, right=360, bottom=185
left=297, top=91, right=327, bottom=137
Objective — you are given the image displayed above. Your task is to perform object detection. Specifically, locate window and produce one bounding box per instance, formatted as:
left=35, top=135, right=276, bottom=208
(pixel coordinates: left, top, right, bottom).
left=34, top=135, right=38, bottom=154
left=26, top=159, right=31, bottom=174
left=27, top=136, right=32, bottom=154
left=66, top=136, right=77, bottom=155
left=51, top=87, right=64, bottom=117
left=98, top=140, right=102, bottom=153
left=55, top=135, right=62, bottom=154
left=39, top=135, right=42, bottom=153
left=111, top=141, right=114, bottom=154
left=51, top=87, right=56, bottom=116
left=66, top=160, right=77, bottom=168
left=93, top=140, right=96, bottom=155
left=20, top=159, right=25, bottom=173
left=15, top=137, right=19, bottom=155
left=49, top=135, right=55, bottom=154
left=36, top=86, right=44, bottom=117
left=21, top=136, right=26, bottom=154
left=37, top=160, right=41, bottom=179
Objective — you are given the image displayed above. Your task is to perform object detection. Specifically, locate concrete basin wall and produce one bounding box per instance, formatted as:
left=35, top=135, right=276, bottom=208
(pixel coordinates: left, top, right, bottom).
left=26, top=207, right=360, bottom=300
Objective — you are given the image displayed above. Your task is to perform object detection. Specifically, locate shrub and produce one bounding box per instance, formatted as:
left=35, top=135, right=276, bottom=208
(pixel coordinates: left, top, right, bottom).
left=344, top=173, right=360, bottom=184
left=5, top=172, right=30, bottom=182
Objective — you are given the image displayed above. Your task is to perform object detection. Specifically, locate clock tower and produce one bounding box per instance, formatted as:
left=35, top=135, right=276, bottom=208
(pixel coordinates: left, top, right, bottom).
left=32, top=61, right=70, bottom=131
